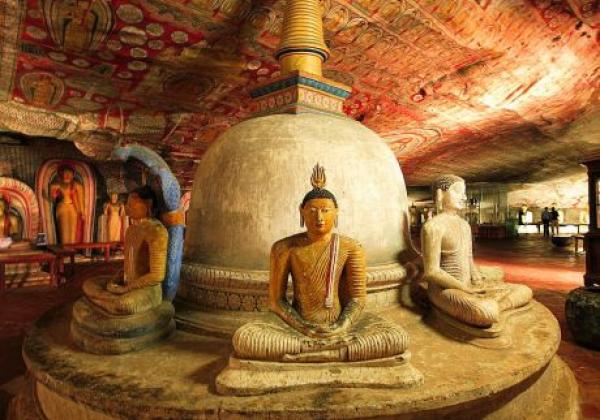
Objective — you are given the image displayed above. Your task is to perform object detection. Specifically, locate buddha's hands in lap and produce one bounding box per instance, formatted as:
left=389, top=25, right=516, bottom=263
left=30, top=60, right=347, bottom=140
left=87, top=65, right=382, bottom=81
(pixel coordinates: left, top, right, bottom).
left=106, top=272, right=129, bottom=294
left=301, top=334, right=356, bottom=352
left=465, top=286, right=488, bottom=295
left=306, top=318, right=352, bottom=339
left=471, top=276, right=484, bottom=288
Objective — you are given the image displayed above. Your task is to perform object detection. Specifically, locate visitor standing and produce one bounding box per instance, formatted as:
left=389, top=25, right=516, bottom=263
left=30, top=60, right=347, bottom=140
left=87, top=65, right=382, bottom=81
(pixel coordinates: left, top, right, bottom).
left=550, top=206, right=560, bottom=236
left=541, top=207, right=550, bottom=237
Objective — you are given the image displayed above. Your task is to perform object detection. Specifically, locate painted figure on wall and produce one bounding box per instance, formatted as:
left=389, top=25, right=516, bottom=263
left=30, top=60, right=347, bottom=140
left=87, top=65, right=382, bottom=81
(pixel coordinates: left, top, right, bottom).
left=103, top=192, right=125, bottom=242
left=42, top=0, right=114, bottom=53
left=19, top=72, right=64, bottom=108
left=50, top=165, right=85, bottom=244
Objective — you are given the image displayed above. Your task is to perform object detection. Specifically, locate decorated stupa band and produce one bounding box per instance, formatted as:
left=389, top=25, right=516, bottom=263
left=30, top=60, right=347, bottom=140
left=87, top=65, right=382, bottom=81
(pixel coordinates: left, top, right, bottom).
left=232, top=164, right=410, bottom=363
left=422, top=174, right=533, bottom=329
left=71, top=185, right=175, bottom=354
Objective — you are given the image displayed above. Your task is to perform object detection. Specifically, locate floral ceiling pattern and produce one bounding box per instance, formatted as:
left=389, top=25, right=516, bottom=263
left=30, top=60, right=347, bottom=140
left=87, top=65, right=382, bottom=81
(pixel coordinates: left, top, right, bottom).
left=0, top=0, right=598, bottom=187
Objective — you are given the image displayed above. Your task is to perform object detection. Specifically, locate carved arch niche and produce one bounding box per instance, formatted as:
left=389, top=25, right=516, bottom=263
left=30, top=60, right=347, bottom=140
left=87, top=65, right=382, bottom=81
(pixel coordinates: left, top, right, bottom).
left=36, top=159, right=96, bottom=245
left=0, top=177, right=40, bottom=241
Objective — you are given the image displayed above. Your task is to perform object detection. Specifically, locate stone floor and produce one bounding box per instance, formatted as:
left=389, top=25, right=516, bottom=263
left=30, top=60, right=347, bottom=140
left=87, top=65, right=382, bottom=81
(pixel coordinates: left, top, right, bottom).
left=0, top=236, right=598, bottom=419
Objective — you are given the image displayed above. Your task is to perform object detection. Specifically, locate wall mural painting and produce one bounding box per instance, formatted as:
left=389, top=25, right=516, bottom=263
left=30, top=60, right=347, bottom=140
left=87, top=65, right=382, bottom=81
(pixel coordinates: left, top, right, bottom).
left=0, top=0, right=597, bottom=186
left=508, top=173, right=589, bottom=210
left=19, top=72, right=64, bottom=108
left=35, top=159, right=96, bottom=245
left=41, top=0, right=115, bottom=53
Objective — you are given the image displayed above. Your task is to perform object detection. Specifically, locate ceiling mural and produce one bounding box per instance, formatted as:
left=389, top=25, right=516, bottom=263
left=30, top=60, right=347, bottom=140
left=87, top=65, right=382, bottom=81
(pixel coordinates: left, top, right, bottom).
left=0, top=0, right=597, bottom=188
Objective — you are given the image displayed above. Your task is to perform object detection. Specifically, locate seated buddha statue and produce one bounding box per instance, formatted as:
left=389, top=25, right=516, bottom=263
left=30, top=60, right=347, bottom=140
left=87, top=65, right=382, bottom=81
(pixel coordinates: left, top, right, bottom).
left=71, top=186, right=175, bottom=354
left=422, top=175, right=533, bottom=330
left=0, top=197, right=22, bottom=249
left=216, top=165, right=422, bottom=395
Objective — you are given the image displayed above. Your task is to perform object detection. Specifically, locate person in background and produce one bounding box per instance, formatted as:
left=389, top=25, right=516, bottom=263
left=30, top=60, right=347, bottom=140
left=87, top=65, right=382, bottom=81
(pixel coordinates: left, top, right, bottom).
left=550, top=206, right=560, bottom=236
left=541, top=207, right=551, bottom=238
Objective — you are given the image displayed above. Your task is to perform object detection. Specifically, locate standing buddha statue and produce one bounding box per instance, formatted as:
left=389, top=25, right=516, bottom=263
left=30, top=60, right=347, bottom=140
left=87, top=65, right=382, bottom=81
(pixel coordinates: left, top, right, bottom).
left=71, top=186, right=175, bottom=354
left=49, top=165, right=84, bottom=244
left=216, top=165, right=422, bottom=395
left=422, top=175, right=533, bottom=333
left=103, top=192, right=125, bottom=242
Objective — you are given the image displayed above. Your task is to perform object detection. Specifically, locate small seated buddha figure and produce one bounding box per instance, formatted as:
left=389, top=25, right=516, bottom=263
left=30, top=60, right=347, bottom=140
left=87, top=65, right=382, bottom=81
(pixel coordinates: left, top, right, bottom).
left=422, top=175, right=533, bottom=338
left=71, top=186, right=175, bottom=354
left=0, top=198, right=22, bottom=249
left=216, top=165, right=422, bottom=395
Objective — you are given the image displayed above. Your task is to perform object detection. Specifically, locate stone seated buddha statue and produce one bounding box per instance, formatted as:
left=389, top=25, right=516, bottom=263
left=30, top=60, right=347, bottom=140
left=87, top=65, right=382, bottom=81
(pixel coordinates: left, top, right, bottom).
left=422, top=175, right=533, bottom=344
left=216, top=165, right=422, bottom=395
left=71, top=186, right=175, bottom=354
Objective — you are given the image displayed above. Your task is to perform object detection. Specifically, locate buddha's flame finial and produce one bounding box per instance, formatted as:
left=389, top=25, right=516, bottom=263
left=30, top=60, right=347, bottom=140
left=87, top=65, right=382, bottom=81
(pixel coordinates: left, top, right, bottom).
left=275, top=0, right=330, bottom=76
left=310, top=163, right=327, bottom=190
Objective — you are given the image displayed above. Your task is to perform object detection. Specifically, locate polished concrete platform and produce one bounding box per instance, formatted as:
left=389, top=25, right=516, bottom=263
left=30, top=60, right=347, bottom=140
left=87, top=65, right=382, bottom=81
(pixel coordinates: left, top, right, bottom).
left=9, top=300, right=578, bottom=419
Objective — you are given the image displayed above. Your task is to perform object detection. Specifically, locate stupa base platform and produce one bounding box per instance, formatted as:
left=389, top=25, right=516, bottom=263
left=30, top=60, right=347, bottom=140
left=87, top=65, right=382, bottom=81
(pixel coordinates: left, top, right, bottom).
left=10, top=301, right=578, bottom=419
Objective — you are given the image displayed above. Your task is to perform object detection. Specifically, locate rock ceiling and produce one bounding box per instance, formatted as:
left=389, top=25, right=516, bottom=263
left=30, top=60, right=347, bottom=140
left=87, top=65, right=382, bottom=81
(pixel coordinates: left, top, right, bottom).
left=0, top=0, right=598, bottom=187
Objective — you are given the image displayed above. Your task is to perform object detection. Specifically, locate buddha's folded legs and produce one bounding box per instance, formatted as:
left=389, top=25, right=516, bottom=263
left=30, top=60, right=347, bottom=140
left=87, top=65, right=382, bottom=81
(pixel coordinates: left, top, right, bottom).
left=233, top=322, right=305, bottom=361
left=82, top=277, right=162, bottom=315
left=428, top=287, right=500, bottom=328
left=346, top=318, right=409, bottom=361
left=497, top=284, right=533, bottom=312
left=232, top=314, right=409, bottom=363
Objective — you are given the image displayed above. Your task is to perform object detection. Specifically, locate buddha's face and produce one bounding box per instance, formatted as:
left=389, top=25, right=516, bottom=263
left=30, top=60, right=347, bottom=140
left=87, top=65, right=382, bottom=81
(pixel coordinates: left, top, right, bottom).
left=126, top=193, right=151, bottom=220
left=440, top=181, right=466, bottom=211
left=110, top=193, right=119, bottom=204
left=60, top=168, right=74, bottom=183
left=301, top=198, right=338, bottom=235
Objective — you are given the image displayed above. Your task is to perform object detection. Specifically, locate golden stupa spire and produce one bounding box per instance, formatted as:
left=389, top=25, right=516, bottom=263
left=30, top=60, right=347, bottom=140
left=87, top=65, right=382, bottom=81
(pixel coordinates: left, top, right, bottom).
left=275, top=0, right=330, bottom=76
left=250, top=0, right=350, bottom=115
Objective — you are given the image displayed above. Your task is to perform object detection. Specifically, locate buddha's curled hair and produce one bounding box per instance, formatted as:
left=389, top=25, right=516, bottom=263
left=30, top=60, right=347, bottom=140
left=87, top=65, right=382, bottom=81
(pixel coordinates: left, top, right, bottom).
left=432, top=174, right=464, bottom=193
left=131, top=185, right=159, bottom=217
left=301, top=163, right=338, bottom=208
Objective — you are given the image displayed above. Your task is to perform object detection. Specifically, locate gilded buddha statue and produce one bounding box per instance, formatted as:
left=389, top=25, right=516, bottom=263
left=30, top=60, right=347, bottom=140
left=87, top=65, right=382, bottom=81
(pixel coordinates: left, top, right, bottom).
left=71, top=186, right=175, bottom=354
left=216, top=165, right=422, bottom=395
left=422, top=175, right=532, bottom=335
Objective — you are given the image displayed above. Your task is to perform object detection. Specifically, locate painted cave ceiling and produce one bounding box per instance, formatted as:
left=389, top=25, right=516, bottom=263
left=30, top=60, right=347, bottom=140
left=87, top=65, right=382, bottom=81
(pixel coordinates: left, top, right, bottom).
left=0, top=0, right=598, bottom=187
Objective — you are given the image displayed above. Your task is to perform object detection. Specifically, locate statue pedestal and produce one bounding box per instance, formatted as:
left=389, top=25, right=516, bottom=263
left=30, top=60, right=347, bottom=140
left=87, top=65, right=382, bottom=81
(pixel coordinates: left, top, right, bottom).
left=10, top=301, right=579, bottom=419
left=70, top=298, right=175, bottom=355
left=216, top=353, right=423, bottom=396
left=427, top=303, right=533, bottom=349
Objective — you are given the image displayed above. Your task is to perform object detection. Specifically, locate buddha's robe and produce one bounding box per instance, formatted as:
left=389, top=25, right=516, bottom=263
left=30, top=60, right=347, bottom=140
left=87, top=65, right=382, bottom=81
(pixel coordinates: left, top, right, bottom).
left=423, top=215, right=532, bottom=328
left=233, top=234, right=408, bottom=362
left=83, top=218, right=168, bottom=315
